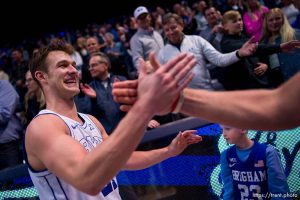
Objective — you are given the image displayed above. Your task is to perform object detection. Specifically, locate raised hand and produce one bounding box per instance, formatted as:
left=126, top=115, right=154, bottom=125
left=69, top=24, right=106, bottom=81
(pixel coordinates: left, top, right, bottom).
left=137, top=52, right=196, bottom=115
left=280, top=40, right=300, bottom=52
left=238, top=36, right=258, bottom=57
left=113, top=52, right=196, bottom=114
left=80, top=83, right=96, bottom=98
left=167, top=130, right=202, bottom=157
left=113, top=80, right=138, bottom=112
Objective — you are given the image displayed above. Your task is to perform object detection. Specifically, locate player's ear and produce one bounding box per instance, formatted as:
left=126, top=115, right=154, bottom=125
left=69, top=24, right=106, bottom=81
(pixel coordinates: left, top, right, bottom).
left=35, top=71, right=47, bottom=83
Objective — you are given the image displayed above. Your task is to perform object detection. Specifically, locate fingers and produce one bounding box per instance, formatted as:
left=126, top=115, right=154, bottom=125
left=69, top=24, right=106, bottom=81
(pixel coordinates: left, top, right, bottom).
left=113, top=80, right=138, bottom=89
left=173, top=55, right=196, bottom=79
left=181, top=130, right=197, bottom=137
left=120, top=105, right=133, bottom=112
left=180, top=130, right=202, bottom=144
left=112, top=80, right=138, bottom=110
left=149, top=51, right=160, bottom=71
left=159, top=53, right=188, bottom=73
left=139, top=58, right=147, bottom=79
left=113, top=95, right=137, bottom=105
left=248, top=36, right=256, bottom=44
left=165, top=54, right=195, bottom=78
left=177, top=73, right=194, bottom=92
left=80, top=83, right=89, bottom=90
left=187, top=135, right=202, bottom=144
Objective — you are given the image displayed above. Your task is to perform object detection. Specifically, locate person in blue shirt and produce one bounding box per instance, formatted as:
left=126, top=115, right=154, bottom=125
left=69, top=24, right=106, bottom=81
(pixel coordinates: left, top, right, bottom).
left=292, top=0, right=300, bottom=29
left=0, top=80, right=23, bottom=170
left=220, top=124, right=290, bottom=200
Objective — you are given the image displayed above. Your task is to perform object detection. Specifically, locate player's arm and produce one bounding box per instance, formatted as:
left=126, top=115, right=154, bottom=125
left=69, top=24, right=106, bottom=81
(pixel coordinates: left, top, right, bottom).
left=26, top=100, right=154, bottom=196
left=181, top=72, right=300, bottom=130
left=124, top=130, right=202, bottom=170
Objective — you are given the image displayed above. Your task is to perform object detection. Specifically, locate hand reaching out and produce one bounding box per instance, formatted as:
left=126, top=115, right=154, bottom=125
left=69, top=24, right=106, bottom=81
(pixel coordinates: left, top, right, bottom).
left=238, top=36, right=258, bottom=58
left=167, top=130, right=202, bottom=157
left=280, top=40, right=300, bottom=52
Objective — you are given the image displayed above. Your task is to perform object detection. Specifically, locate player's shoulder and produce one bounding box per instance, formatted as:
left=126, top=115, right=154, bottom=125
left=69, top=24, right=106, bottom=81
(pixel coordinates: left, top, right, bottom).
left=27, top=113, right=68, bottom=137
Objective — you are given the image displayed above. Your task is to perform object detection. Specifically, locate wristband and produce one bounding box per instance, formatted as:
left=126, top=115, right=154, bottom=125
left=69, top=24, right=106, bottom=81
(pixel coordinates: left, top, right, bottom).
left=236, top=50, right=242, bottom=59
left=172, top=92, right=185, bottom=114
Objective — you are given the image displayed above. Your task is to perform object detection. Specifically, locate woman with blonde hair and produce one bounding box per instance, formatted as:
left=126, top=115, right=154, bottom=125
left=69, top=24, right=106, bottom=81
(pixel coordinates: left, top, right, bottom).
left=260, top=8, right=300, bottom=83
left=23, top=70, right=45, bottom=126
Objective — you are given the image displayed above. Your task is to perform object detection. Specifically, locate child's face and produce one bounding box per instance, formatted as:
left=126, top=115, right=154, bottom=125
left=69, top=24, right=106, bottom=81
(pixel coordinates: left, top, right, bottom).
left=223, top=16, right=243, bottom=35
left=221, top=125, right=244, bottom=144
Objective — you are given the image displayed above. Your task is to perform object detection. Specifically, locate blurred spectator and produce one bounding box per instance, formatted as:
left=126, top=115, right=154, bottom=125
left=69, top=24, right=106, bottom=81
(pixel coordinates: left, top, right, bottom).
left=200, top=6, right=223, bottom=50
left=221, top=10, right=300, bottom=90
left=124, top=17, right=138, bottom=40
left=220, top=10, right=271, bottom=90
left=243, top=0, right=269, bottom=42
left=281, top=0, right=299, bottom=24
left=261, top=8, right=300, bottom=84
left=263, top=0, right=282, bottom=8
left=104, top=32, right=128, bottom=77
left=0, top=60, right=9, bottom=81
left=292, top=0, right=300, bottom=29
left=222, top=0, right=245, bottom=15
left=76, top=36, right=89, bottom=64
left=116, top=26, right=136, bottom=79
left=158, top=13, right=255, bottom=90
left=23, top=71, right=45, bottom=127
left=130, top=6, right=164, bottom=72
left=80, top=36, right=103, bottom=83
left=200, top=6, right=225, bottom=90
left=173, top=2, right=198, bottom=34
left=10, top=49, right=28, bottom=104
left=66, top=43, right=83, bottom=72
left=0, top=80, right=23, bottom=170
left=97, top=25, right=108, bottom=52
left=84, top=52, right=127, bottom=134
left=193, top=0, right=208, bottom=33
left=154, top=6, right=166, bottom=34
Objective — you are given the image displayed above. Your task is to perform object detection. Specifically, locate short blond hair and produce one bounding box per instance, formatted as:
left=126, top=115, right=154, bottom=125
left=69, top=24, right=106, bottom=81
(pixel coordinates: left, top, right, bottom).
left=222, top=10, right=241, bottom=25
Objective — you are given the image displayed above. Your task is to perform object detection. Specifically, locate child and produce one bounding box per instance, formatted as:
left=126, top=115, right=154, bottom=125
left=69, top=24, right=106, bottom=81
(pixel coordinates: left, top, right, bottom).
left=220, top=125, right=290, bottom=199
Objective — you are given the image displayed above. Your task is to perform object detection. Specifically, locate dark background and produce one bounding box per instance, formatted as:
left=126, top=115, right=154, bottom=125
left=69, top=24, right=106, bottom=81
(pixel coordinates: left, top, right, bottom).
left=0, top=0, right=180, bottom=46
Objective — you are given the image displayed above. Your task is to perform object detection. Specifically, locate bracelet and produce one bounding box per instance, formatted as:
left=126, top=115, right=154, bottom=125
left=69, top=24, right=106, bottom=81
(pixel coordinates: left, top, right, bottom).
left=236, top=50, right=242, bottom=59
left=172, top=92, right=185, bottom=114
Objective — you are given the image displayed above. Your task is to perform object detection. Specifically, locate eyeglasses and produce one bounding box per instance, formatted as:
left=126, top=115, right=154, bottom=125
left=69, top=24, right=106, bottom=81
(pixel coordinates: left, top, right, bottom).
left=25, top=78, right=34, bottom=83
left=89, top=61, right=107, bottom=69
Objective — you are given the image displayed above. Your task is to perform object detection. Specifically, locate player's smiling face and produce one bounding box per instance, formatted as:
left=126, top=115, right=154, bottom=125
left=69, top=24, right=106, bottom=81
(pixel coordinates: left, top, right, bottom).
left=45, top=51, right=80, bottom=97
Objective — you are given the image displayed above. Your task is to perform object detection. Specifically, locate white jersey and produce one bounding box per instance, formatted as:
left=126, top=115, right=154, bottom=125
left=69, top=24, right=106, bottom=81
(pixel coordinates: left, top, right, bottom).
left=26, top=109, right=121, bottom=200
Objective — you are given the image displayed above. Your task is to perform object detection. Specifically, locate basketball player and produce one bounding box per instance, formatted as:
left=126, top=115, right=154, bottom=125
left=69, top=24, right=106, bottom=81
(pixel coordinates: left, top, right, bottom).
left=24, top=40, right=201, bottom=199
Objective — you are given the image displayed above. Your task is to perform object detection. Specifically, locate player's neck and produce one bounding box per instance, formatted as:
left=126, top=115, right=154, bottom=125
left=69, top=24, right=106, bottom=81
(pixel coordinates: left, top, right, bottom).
left=46, top=96, right=78, bottom=119
left=236, top=138, right=253, bottom=150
